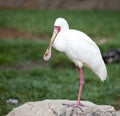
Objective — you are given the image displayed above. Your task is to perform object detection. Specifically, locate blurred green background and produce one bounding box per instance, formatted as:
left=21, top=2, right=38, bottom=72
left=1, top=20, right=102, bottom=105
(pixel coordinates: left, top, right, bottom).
left=0, top=6, right=120, bottom=116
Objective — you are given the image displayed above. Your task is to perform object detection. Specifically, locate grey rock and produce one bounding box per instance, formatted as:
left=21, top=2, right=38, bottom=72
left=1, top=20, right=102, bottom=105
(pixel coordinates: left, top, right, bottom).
left=7, top=99, right=116, bottom=116
left=6, top=99, right=19, bottom=105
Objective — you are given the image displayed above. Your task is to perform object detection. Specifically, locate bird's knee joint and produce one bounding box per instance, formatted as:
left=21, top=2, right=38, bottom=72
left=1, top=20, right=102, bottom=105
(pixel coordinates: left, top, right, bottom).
left=80, top=80, right=84, bottom=85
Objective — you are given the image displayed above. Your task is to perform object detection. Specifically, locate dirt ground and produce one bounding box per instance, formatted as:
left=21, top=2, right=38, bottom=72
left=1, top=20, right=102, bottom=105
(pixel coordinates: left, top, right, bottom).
left=0, top=0, right=120, bottom=10
left=0, top=28, right=49, bottom=40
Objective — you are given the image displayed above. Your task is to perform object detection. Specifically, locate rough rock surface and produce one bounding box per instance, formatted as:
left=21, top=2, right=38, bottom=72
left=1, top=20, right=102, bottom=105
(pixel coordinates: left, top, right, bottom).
left=7, top=99, right=116, bottom=116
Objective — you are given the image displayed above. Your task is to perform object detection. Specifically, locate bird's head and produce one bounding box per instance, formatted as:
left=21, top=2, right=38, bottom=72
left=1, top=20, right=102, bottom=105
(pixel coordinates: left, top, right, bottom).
left=54, top=17, right=69, bottom=31
left=43, top=17, right=69, bottom=61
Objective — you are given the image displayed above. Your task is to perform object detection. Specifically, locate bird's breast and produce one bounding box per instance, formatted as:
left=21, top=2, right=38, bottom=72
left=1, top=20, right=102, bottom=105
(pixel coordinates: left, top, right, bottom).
left=53, top=32, right=66, bottom=52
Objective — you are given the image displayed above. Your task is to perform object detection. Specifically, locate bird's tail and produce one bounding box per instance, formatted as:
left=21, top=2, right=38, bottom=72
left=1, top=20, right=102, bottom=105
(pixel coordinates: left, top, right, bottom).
left=94, top=61, right=107, bottom=81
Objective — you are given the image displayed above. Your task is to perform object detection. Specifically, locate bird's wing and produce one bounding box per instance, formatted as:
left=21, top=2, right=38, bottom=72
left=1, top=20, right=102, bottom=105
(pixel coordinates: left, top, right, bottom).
left=63, top=29, right=102, bottom=67
left=68, top=29, right=101, bottom=53
left=77, top=30, right=99, bottom=50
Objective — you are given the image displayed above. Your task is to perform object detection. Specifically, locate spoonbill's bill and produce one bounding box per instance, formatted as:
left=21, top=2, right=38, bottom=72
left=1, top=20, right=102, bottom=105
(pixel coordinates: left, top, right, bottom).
left=43, top=17, right=107, bottom=108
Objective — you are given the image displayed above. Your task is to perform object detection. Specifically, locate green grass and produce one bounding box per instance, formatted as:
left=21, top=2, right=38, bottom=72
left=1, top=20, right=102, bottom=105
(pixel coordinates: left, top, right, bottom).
left=0, top=39, right=48, bottom=66
left=0, top=10, right=120, bottom=37
left=0, top=64, right=120, bottom=115
left=0, top=9, right=120, bottom=115
left=0, top=38, right=120, bottom=116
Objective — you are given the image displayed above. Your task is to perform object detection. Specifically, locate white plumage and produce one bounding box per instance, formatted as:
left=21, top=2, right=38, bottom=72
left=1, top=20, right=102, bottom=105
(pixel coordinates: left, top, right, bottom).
left=54, top=29, right=107, bottom=81
left=44, top=17, right=107, bottom=106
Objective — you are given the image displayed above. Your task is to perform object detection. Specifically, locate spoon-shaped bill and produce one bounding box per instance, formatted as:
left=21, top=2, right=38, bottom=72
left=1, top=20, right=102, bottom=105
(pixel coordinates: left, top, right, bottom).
left=43, top=30, right=59, bottom=61
left=43, top=47, right=51, bottom=61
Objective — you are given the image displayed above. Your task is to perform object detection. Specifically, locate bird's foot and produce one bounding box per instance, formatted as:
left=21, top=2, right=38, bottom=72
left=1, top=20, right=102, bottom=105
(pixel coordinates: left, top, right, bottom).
left=63, top=102, right=84, bottom=115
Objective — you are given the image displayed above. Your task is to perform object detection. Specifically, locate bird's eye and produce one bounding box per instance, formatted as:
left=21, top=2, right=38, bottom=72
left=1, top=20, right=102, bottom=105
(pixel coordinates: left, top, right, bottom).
left=54, top=26, right=61, bottom=32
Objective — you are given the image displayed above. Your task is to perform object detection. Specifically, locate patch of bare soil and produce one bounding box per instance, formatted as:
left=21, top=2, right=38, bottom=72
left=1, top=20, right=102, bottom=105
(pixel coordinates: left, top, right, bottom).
left=0, top=0, right=120, bottom=10
left=0, top=28, right=49, bottom=40
left=0, top=61, right=49, bottom=72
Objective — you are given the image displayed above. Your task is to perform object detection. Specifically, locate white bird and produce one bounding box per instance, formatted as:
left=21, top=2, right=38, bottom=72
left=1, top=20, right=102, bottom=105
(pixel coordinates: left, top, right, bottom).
left=43, top=17, right=107, bottom=108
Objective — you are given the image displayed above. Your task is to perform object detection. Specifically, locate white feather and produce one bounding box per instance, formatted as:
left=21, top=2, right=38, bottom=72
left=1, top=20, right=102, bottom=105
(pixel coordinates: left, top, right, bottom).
left=53, top=18, right=107, bottom=81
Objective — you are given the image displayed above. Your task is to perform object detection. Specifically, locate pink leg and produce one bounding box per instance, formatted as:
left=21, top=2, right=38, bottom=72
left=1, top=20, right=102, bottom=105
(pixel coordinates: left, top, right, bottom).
left=63, top=67, right=85, bottom=113
left=77, top=67, right=84, bottom=105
